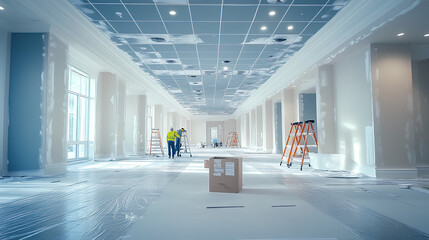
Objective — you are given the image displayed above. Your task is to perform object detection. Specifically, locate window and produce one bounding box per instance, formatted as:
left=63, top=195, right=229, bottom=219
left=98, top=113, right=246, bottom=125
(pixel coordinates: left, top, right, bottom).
left=67, top=67, right=96, bottom=161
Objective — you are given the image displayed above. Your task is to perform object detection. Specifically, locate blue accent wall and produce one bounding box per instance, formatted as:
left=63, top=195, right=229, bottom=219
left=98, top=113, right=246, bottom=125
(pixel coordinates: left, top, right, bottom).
left=8, top=33, right=46, bottom=171
left=300, top=93, right=317, bottom=133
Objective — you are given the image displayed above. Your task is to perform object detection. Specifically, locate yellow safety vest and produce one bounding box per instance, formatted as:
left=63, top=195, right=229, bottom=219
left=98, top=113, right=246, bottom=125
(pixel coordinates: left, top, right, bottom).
left=167, top=131, right=180, bottom=142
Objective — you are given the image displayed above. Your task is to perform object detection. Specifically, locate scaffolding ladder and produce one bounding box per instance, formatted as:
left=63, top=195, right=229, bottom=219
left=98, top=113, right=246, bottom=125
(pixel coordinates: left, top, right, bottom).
left=179, top=130, right=192, bottom=157
left=227, top=132, right=240, bottom=148
left=280, top=120, right=318, bottom=170
left=150, top=128, right=164, bottom=156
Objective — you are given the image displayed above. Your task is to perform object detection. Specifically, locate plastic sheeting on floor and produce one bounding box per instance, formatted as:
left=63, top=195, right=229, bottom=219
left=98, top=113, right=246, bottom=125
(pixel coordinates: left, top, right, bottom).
left=0, top=160, right=189, bottom=240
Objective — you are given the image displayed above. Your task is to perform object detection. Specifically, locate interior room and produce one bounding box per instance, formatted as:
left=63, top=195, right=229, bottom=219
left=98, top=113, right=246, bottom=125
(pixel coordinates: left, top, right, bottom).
left=1, top=0, right=429, bottom=239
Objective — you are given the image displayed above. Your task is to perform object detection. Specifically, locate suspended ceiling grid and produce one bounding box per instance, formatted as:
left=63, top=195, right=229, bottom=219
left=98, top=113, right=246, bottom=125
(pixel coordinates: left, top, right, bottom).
left=69, top=0, right=350, bottom=115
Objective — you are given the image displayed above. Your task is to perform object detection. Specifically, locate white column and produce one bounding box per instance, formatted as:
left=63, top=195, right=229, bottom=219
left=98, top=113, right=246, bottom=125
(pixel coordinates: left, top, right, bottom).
left=256, top=105, right=263, bottom=150
left=245, top=112, right=250, bottom=147
left=43, top=33, right=68, bottom=175
left=371, top=44, right=416, bottom=178
left=250, top=109, right=256, bottom=148
left=316, top=65, right=337, bottom=154
left=95, top=72, right=126, bottom=160
left=263, top=99, right=273, bottom=153
left=281, top=89, right=297, bottom=148
left=125, top=95, right=147, bottom=156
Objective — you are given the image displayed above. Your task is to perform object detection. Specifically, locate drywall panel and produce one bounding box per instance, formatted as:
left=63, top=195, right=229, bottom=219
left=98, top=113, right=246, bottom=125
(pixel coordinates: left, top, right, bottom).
left=371, top=44, right=416, bottom=178
left=333, top=44, right=375, bottom=176
left=8, top=33, right=47, bottom=172
left=413, top=59, right=429, bottom=177
left=125, top=95, right=147, bottom=156
left=95, top=72, right=126, bottom=160
left=190, top=119, right=205, bottom=145
left=281, top=89, right=296, bottom=149
left=43, top=33, right=68, bottom=175
left=316, top=65, right=336, bottom=154
left=245, top=113, right=250, bottom=147
left=274, top=102, right=282, bottom=154
left=263, top=99, right=273, bottom=153
left=256, top=105, right=263, bottom=150
left=223, top=119, right=237, bottom=146
left=0, top=30, right=10, bottom=177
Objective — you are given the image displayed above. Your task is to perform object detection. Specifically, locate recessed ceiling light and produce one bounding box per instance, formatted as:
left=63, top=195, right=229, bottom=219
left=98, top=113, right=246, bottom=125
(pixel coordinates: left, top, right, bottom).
left=269, top=11, right=276, bottom=16
left=169, top=10, right=176, bottom=16
left=223, top=66, right=229, bottom=70
left=397, top=33, right=405, bottom=37
left=424, top=33, right=429, bottom=37
left=0, top=5, right=5, bottom=11
left=287, top=25, right=294, bottom=30
left=261, top=26, right=267, bottom=31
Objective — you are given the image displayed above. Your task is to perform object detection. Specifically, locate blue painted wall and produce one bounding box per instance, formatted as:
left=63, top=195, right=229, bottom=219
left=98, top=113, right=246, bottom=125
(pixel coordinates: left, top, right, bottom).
left=8, top=33, right=47, bottom=171
left=300, top=93, right=317, bottom=136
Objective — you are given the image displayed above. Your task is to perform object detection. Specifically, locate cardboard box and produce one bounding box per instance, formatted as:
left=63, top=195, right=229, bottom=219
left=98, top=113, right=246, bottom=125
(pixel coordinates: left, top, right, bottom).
left=209, top=157, right=242, bottom=193
left=204, top=160, right=209, bottom=168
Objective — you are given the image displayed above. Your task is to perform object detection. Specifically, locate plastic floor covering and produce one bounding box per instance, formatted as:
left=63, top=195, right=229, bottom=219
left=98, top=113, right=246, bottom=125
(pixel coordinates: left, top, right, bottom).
left=0, top=148, right=429, bottom=240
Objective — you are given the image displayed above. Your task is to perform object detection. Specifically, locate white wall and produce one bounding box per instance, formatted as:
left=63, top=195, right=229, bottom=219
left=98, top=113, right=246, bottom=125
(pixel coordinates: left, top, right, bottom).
left=95, top=72, right=126, bottom=160
left=332, top=44, right=375, bottom=176
left=43, top=33, right=69, bottom=175
left=371, top=44, right=416, bottom=178
left=223, top=119, right=237, bottom=146
left=125, top=95, right=147, bottom=156
left=190, top=119, right=206, bottom=145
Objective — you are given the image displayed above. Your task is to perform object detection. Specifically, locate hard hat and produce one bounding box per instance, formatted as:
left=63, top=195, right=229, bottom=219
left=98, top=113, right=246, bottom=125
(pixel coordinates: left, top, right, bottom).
left=170, top=127, right=174, bottom=131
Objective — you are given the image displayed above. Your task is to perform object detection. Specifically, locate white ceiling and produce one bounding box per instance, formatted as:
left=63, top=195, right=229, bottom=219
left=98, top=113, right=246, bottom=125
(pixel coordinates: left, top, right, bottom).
left=69, top=0, right=351, bottom=115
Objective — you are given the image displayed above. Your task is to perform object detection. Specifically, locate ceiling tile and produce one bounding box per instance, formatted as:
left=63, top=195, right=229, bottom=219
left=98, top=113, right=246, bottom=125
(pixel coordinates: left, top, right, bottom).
left=126, top=5, right=162, bottom=21
left=193, top=22, right=220, bottom=34
left=164, top=22, right=193, bottom=34
left=137, top=22, right=167, bottom=34
left=221, top=22, right=252, bottom=35
left=157, top=5, right=191, bottom=21
left=190, top=5, right=221, bottom=21
left=283, top=6, right=323, bottom=21
left=109, top=21, right=141, bottom=34
left=222, top=6, right=258, bottom=21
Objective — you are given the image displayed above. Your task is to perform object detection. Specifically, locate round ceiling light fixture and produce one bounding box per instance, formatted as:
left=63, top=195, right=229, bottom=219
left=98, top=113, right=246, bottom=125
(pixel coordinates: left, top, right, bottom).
left=424, top=33, right=429, bottom=37
left=222, top=60, right=230, bottom=63
left=287, top=25, right=294, bottom=30
left=169, top=10, right=176, bottom=16
left=223, top=66, right=229, bottom=70
left=269, top=11, right=276, bottom=16
left=397, top=32, right=405, bottom=37
left=261, top=26, right=267, bottom=31
left=0, top=5, right=5, bottom=10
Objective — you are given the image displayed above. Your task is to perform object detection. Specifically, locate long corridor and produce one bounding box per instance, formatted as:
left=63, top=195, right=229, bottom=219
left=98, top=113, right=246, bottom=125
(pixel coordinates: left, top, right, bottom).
left=1, top=149, right=429, bottom=240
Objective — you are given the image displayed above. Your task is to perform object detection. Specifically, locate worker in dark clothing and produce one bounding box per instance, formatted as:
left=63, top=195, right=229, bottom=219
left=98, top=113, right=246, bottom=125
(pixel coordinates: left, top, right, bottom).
left=176, top=128, right=185, bottom=157
left=167, top=127, right=180, bottom=159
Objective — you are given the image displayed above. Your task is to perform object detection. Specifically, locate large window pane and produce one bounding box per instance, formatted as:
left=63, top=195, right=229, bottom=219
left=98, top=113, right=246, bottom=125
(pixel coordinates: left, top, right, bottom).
left=79, top=97, right=87, bottom=142
left=69, top=72, right=80, bottom=93
left=68, top=145, right=76, bottom=159
left=68, top=94, right=78, bottom=141
left=78, top=144, right=85, bottom=158
left=89, top=99, right=95, bottom=142
left=81, top=76, right=88, bottom=96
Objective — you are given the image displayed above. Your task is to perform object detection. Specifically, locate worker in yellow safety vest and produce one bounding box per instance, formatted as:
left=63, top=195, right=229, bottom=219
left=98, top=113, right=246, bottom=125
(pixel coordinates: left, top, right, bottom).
left=167, top=127, right=180, bottom=159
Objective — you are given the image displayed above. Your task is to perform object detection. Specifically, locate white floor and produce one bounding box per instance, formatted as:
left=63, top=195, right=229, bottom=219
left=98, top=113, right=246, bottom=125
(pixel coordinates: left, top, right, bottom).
left=1, top=148, right=429, bottom=240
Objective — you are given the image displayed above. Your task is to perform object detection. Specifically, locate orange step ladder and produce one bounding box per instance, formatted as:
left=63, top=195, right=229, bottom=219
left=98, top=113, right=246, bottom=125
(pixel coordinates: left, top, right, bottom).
left=280, top=120, right=318, bottom=170
left=150, top=128, right=164, bottom=156
left=227, top=132, right=240, bottom=148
